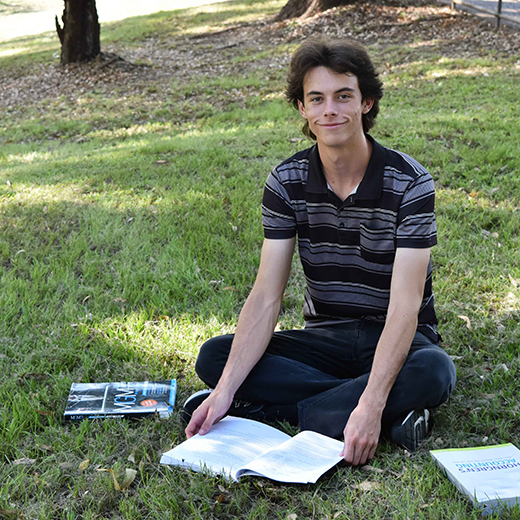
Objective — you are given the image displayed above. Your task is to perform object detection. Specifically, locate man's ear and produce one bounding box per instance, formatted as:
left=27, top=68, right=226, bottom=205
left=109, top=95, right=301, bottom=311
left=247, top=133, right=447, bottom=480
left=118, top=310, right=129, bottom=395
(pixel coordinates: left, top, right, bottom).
left=298, top=99, right=307, bottom=119
left=362, top=98, right=374, bottom=114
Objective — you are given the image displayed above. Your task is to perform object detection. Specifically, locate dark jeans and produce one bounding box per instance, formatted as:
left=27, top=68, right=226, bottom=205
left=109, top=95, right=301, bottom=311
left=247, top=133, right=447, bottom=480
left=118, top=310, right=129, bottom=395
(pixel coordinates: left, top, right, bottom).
left=194, top=321, right=457, bottom=439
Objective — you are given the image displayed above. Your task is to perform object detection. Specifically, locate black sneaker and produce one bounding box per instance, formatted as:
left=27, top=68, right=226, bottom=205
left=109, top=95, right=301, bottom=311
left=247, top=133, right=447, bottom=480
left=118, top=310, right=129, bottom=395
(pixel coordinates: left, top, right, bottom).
left=391, top=409, right=431, bottom=451
left=227, top=399, right=265, bottom=421
left=180, top=389, right=265, bottom=425
left=180, top=389, right=213, bottom=424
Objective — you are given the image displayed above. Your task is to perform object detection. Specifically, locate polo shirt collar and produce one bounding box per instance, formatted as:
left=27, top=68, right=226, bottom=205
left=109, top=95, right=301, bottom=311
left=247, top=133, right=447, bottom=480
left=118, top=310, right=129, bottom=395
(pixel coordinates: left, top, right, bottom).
left=306, top=134, right=386, bottom=200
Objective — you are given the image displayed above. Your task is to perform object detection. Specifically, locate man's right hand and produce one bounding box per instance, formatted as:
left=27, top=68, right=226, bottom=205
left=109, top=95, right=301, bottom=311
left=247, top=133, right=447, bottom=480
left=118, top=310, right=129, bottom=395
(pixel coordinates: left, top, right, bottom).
left=185, top=390, right=233, bottom=438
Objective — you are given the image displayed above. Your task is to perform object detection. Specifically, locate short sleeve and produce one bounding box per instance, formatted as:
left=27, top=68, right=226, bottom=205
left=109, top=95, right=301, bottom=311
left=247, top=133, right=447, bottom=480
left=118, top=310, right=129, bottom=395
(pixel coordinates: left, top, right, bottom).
left=396, top=173, right=437, bottom=249
left=262, top=169, right=297, bottom=239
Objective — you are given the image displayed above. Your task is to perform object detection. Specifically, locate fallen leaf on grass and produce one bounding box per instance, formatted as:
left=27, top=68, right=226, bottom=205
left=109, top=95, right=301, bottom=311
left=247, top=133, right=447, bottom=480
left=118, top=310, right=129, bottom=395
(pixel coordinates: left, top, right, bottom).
left=457, top=315, right=472, bottom=330
left=97, top=468, right=137, bottom=491
left=79, top=459, right=90, bottom=471
left=215, top=493, right=226, bottom=504
left=360, top=465, right=384, bottom=474
left=287, top=514, right=298, bottom=520
left=13, top=458, right=36, bottom=466
left=118, top=469, right=138, bottom=491
left=353, top=481, right=381, bottom=492
left=18, top=372, right=49, bottom=381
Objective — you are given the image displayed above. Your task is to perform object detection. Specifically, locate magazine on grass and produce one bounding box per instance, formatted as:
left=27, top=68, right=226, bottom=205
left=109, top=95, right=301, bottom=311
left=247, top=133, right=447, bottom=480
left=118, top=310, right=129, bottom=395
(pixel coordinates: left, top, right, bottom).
left=160, top=416, right=344, bottom=483
left=64, top=380, right=176, bottom=421
left=431, top=443, right=520, bottom=514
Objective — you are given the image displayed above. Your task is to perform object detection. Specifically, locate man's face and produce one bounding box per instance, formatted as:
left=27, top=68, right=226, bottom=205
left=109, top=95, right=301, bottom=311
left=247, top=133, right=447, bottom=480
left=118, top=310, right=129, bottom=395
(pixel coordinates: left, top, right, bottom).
left=298, top=66, right=373, bottom=150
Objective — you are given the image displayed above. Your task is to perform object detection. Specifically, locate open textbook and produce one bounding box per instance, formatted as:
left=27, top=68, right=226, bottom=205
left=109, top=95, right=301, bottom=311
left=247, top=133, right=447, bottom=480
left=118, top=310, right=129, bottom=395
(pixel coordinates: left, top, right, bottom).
left=160, top=416, right=344, bottom=483
left=431, top=443, right=520, bottom=514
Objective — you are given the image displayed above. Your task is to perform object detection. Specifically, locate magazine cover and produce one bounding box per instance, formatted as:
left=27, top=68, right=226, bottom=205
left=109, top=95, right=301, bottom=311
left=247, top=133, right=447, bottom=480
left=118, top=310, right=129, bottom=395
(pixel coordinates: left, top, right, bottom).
left=431, top=443, right=520, bottom=515
left=64, top=380, right=176, bottom=421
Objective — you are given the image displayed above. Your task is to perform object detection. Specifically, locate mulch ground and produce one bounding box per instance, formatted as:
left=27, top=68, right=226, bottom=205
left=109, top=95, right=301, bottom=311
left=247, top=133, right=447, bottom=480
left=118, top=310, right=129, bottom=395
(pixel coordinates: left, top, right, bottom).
left=1, top=1, right=519, bottom=110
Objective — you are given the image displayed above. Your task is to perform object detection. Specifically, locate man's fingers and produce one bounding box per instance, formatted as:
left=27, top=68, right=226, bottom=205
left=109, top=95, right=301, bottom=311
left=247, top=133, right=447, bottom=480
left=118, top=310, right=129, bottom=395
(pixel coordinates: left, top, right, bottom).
left=368, top=443, right=377, bottom=461
left=342, top=437, right=355, bottom=464
left=342, top=435, right=376, bottom=466
left=186, top=404, right=223, bottom=438
left=198, top=415, right=215, bottom=436
left=185, top=405, right=209, bottom=438
left=351, top=444, right=365, bottom=466
left=185, top=392, right=232, bottom=438
left=185, top=413, right=204, bottom=438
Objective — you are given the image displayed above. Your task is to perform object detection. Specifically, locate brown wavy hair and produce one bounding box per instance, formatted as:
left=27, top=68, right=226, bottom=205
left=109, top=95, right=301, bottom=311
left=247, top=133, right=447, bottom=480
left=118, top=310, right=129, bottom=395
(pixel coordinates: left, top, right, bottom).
left=286, top=39, right=384, bottom=139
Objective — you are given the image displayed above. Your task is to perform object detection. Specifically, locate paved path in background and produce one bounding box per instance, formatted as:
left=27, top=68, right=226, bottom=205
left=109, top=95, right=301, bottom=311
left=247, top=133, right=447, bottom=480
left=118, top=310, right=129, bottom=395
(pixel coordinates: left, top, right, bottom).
left=0, top=0, right=229, bottom=42
left=440, top=0, right=520, bottom=25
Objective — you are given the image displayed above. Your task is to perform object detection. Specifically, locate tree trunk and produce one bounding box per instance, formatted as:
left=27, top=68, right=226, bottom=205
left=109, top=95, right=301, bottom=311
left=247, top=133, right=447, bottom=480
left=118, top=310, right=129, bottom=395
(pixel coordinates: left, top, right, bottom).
left=55, top=0, right=100, bottom=64
left=275, top=0, right=355, bottom=21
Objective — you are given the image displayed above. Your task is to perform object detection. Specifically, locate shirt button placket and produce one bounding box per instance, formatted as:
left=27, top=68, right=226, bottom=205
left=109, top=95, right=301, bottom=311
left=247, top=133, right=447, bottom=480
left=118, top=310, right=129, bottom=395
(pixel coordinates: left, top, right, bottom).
left=338, top=217, right=348, bottom=245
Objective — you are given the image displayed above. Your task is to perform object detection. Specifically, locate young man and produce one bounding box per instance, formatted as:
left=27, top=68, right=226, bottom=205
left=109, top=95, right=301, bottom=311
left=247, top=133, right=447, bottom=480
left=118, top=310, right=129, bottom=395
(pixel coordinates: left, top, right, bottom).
left=184, top=39, right=456, bottom=466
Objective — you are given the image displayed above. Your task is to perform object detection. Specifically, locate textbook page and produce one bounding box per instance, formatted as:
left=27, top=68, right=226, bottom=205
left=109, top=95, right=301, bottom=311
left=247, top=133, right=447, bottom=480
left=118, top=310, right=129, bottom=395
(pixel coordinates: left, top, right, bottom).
left=236, top=430, right=344, bottom=483
left=160, top=416, right=290, bottom=480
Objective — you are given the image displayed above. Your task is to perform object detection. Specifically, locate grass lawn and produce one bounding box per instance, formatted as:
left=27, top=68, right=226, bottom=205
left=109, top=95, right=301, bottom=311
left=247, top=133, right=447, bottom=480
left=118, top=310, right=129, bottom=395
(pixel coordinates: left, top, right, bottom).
left=0, top=0, right=519, bottom=518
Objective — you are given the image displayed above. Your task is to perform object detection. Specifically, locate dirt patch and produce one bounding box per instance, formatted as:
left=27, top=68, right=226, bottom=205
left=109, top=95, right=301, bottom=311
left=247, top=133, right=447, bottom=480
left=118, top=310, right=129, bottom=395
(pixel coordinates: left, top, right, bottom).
left=1, top=1, right=519, bottom=110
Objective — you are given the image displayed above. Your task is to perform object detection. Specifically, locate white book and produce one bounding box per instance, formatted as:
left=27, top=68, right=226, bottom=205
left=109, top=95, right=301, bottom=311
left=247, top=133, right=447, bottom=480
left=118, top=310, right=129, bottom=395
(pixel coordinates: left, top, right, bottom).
left=431, top=443, right=520, bottom=515
left=161, top=416, right=344, bottom=483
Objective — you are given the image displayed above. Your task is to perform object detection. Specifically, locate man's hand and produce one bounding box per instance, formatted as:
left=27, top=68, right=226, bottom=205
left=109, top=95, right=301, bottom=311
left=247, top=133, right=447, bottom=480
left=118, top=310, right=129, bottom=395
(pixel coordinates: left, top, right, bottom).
left=185, top=390, right=233, bottom=439
left=340, top=404, right=382, bottom=466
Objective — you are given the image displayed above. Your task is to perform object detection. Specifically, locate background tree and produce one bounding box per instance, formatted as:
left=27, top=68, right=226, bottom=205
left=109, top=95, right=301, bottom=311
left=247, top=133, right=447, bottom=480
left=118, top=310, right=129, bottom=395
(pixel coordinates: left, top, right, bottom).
left=275, top=0, right=355, bottom=21
left=55, top=0, right=100, bottom=64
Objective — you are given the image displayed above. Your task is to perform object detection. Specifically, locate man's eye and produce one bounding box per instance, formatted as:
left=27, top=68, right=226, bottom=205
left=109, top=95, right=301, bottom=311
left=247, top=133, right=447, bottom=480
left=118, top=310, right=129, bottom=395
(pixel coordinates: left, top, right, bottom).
left=310, top=97, right=322, bottom=103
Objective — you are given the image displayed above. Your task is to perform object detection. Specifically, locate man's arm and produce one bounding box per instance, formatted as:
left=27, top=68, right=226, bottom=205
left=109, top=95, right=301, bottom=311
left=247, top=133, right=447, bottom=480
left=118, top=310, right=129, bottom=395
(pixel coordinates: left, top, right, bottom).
left=340, top=247, right=431, bottom=465
left=185, top=237, right=296, bottom=438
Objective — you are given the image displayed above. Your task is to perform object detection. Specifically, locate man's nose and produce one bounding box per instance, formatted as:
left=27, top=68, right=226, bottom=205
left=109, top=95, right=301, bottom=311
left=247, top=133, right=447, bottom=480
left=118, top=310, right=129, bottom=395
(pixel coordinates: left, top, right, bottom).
left=323, top=98, right=338, bottom=117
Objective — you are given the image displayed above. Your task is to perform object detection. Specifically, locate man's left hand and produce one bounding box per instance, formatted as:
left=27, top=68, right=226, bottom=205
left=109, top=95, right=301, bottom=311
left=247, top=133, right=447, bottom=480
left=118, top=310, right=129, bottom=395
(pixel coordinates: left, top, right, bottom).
left=340, top=405, right=382, bottom=466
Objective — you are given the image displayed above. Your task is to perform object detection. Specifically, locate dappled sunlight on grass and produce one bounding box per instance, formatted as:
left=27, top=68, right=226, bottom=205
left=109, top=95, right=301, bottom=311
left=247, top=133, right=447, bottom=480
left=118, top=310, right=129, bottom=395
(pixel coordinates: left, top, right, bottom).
left=383, top=60, right=519, bottom=88
left=169, top=0, right=283, bottom=36
left=89, top=121, right=175, bottom=140
left=0, top=45, right=33, bottom=58
left=0, top=1, right=519, bottom=517
left=0, top=33, right=58, bottom=63
left=98, top=311, right=236, bottom=367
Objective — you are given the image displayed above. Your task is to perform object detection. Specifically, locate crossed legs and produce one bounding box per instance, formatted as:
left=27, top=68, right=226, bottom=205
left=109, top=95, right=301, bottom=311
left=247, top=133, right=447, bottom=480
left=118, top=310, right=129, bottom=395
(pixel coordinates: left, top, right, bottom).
left=194, top=321, right=456, bottom=439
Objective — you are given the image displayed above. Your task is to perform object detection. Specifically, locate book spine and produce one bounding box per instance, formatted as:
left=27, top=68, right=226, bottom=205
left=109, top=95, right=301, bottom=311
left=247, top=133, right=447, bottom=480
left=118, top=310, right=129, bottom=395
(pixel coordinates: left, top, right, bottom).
left=63, top=411, right=161, bottom=421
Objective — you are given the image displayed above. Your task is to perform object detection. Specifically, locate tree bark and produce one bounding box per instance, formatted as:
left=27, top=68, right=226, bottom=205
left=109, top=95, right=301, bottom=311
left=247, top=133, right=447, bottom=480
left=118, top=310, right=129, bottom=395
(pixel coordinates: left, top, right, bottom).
left=275, top=0, right=356, bottom=21
left=55, top=0, right=100, bottom=64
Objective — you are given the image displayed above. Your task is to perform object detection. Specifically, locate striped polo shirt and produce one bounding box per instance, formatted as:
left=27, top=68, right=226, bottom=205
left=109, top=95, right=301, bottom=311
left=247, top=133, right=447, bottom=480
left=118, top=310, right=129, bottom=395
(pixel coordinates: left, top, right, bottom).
left=262, top=136, right=439, bottom=342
